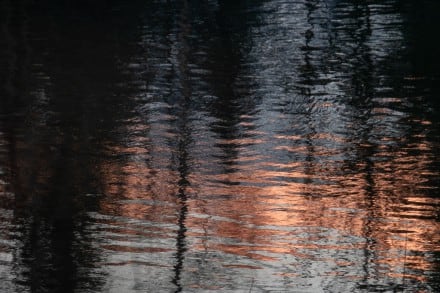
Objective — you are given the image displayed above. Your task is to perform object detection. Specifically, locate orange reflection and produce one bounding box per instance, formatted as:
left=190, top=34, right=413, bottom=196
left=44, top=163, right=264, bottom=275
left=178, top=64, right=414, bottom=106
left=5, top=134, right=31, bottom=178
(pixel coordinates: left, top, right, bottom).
left=188, top=130, right=439, bottom=282
left=96, top=113, right=439, bottom=286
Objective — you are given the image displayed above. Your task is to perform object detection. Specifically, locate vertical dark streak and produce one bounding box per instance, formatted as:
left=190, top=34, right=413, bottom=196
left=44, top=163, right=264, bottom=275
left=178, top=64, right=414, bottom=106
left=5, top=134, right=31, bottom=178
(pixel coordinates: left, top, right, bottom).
left=172, top=144, right=189, bottom=293
left=171, top=1, right=191, bottom=291
left=301, top=0, right=318, bottom=195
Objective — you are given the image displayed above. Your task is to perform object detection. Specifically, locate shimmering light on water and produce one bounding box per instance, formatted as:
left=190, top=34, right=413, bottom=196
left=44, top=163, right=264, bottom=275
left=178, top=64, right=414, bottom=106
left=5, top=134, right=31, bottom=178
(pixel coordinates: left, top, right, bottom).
left=0, top=0, right=439, bottom=292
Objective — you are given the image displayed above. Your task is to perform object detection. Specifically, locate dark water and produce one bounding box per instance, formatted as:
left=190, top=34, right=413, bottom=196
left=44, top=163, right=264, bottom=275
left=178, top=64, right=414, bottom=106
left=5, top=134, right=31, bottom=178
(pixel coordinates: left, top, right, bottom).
left=1, top=0, right=439, bottom=292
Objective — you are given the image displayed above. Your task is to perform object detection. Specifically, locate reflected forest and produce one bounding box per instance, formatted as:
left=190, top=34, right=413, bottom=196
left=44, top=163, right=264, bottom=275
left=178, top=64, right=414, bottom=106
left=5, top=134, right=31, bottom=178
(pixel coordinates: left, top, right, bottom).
left=0, top=0, right=439, bottom=292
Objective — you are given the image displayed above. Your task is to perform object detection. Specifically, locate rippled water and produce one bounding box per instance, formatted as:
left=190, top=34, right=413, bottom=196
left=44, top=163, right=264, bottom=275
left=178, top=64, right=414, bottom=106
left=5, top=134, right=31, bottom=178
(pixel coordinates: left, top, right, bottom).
left=1, top=0, right=439, bottom=292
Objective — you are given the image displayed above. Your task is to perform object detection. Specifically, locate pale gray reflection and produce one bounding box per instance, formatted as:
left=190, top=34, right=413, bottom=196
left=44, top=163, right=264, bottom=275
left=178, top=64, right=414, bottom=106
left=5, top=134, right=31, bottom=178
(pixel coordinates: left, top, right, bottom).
left=0, top=0, right=439, bottom=292
left=81, top=0, right=440, bottom=291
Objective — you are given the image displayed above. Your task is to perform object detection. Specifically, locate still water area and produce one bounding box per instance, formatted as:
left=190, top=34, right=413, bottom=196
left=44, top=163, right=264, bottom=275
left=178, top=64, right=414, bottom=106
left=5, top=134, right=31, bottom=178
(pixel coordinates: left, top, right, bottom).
left=1, top=0, right=440, bottom=292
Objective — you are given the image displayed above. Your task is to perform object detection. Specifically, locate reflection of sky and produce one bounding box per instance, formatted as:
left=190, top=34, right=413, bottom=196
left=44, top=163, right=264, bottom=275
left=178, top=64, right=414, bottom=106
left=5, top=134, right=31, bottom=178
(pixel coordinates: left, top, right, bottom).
left=0, top=0, right=439, bottom=292
left=88, top=1, right=440, bottom=292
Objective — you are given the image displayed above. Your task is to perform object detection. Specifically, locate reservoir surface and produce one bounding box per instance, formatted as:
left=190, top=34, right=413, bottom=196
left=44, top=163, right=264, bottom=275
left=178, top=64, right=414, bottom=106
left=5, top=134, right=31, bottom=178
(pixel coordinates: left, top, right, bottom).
left=0, top=0, right=439, bottom=292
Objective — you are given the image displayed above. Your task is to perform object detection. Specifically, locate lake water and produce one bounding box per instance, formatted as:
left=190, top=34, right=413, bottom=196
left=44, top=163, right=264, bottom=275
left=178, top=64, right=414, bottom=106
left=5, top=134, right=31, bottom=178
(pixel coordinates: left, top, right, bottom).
left=0, top=0, right=439, bottom=292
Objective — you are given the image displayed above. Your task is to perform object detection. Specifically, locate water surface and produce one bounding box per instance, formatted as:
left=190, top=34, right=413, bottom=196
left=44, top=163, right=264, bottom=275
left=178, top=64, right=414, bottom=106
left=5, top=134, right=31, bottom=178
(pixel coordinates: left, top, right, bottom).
left=0, top=0, right=439, bottom=292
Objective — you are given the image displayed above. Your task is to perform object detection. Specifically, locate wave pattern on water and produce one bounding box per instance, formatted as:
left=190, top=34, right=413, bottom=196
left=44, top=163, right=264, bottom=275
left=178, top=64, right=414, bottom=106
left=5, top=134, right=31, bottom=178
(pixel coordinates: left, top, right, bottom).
left=0, top=0, right=439, bottom=292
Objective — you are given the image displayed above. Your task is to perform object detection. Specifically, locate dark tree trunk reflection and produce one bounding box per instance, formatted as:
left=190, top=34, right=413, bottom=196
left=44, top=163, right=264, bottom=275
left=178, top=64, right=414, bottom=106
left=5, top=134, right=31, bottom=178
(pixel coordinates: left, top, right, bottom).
left=0, top=0, right=439, bottom=292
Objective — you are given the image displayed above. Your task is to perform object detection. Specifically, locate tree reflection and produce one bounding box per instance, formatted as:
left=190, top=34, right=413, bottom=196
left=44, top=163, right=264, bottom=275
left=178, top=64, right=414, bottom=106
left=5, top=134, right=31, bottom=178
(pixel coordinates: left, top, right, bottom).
left=0, top=1, right=144, bottom=291
left=0, top=0, right=439, bottom=292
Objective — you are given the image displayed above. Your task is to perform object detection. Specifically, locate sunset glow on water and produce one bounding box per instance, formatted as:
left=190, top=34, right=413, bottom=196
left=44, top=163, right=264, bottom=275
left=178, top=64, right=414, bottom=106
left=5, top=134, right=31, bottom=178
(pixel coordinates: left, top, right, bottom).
left=0, top=0, right=439, bottom=292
